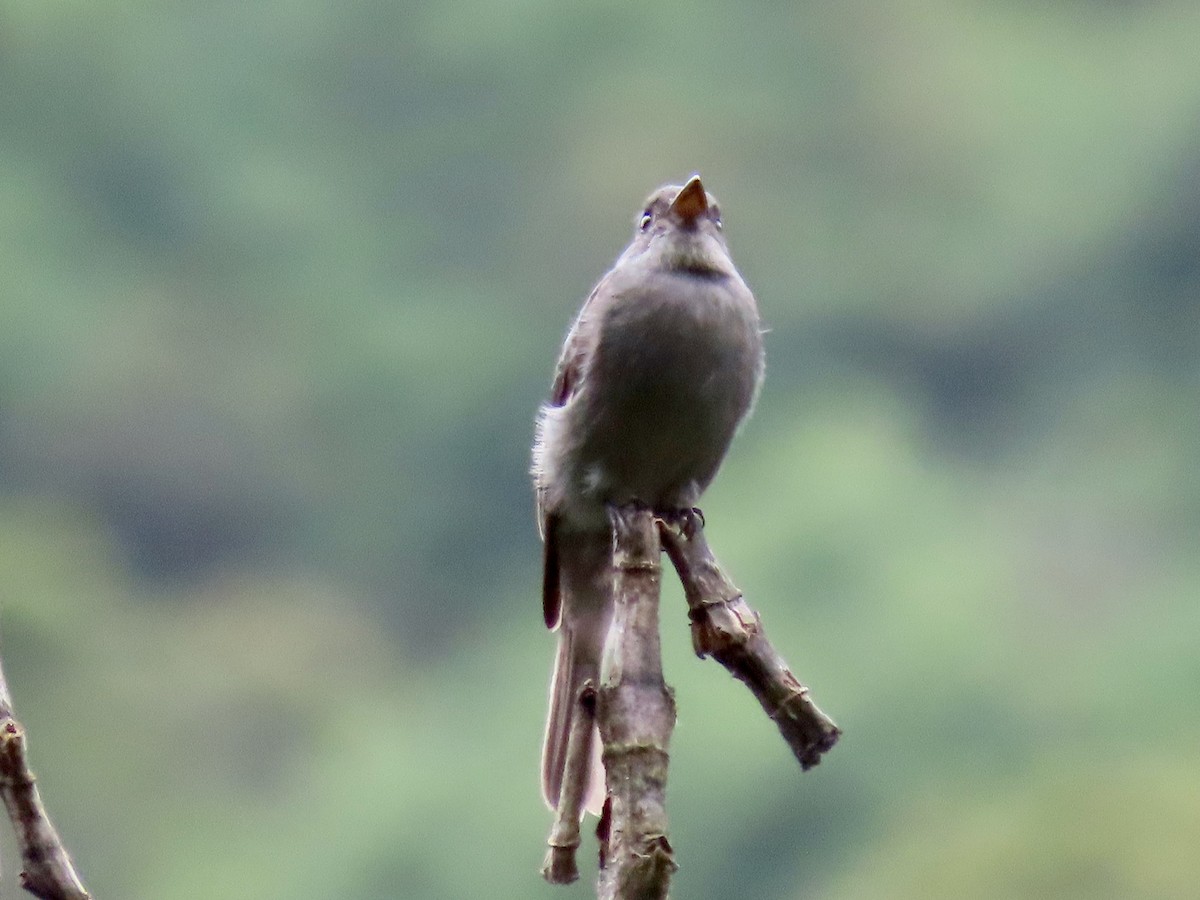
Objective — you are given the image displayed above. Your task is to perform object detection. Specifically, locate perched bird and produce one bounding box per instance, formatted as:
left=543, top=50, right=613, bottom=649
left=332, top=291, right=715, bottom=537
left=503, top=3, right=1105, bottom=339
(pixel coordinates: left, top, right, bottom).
left=532, top=175, right=765, bottom=815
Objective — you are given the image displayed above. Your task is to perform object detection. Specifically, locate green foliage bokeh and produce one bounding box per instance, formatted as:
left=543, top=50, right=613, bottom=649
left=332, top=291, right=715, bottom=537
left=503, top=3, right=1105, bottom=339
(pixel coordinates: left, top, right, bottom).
left=1, top=2, right=1199, bottom=898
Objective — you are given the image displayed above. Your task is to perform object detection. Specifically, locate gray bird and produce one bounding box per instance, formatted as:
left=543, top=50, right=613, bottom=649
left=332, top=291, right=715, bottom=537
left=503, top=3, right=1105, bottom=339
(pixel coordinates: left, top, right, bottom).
left=532, top=175, right=765, bottom=815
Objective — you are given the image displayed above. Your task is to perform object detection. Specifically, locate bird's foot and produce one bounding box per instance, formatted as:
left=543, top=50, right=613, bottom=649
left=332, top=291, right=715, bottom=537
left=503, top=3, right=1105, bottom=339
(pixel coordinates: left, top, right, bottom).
left=659, top=506, right=704, bottom=538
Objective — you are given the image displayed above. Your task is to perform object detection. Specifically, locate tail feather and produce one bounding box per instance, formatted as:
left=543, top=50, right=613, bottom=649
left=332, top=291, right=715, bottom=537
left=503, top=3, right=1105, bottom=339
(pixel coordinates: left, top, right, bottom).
left=541, top=527, right=612, bottom=817
left=541, top=626, right=606, bottom=815
left=541, top=626, right=576, bottom=809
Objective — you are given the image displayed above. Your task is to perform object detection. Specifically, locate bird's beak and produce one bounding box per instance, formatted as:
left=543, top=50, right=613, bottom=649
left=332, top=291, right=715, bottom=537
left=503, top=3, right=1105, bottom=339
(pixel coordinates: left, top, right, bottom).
left=669, top=175, right=708, bottom=225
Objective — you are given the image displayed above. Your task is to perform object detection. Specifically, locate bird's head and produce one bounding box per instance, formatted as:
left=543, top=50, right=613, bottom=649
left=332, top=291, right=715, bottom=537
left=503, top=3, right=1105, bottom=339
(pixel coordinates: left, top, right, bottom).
left=619, top=175, right=735, bottom=278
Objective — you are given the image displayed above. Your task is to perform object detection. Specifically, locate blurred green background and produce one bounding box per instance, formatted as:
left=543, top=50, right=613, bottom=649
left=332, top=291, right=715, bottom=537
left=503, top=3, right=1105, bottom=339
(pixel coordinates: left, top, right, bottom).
left=2, top=2, right=1199, bottom=898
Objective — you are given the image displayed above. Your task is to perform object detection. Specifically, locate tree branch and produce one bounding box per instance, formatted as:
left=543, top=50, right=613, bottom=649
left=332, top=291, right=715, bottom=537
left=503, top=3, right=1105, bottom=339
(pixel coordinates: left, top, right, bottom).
left=657, top=517, right=840, bottom=769
left=540, top=509, right=840, bottom=896
left=595, top=505, right=677, bottom=900
left=0, top=656, right=92, bottom=900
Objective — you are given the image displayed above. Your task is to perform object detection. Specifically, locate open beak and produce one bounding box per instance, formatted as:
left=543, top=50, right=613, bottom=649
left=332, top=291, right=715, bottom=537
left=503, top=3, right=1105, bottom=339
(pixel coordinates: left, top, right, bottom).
left=669, top=175, right=708, bottom=225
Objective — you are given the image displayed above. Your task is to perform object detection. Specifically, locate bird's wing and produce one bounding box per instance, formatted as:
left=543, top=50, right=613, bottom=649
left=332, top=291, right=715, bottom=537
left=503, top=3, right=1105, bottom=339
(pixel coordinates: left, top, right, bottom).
left=536, top=278, right=602, bottom=532
left=541, top=512, right=562, bottom=629
left=548, top=280, right=603, bottom=408
left=539, top=279, right=608, bottom=629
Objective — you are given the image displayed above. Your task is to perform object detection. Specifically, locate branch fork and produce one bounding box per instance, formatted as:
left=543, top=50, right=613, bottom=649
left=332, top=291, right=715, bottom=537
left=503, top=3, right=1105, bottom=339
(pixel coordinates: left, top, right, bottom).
left=544, top=504, right=840, bottom=898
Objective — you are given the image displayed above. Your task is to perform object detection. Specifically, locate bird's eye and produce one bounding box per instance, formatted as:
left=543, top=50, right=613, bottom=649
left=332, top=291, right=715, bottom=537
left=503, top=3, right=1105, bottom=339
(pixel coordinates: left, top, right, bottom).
left=639, top=210, right=653, bottom=231
left=712, top=207, right=723, bottom=230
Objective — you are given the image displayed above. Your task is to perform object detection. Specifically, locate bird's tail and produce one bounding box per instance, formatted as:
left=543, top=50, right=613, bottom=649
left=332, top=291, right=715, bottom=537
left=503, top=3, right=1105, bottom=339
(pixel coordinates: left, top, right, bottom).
left=541, top=527, right=610, bottom=817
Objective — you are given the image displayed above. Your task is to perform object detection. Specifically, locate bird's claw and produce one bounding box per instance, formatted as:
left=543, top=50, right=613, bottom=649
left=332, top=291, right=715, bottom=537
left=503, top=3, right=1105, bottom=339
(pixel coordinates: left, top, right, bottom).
left=673, top=506, right=705, bottom=538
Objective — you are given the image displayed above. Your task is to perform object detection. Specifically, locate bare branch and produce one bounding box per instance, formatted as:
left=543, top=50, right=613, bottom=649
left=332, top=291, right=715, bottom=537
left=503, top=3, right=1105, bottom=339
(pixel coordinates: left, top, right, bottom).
left=0, top=656, right=92, bottom=900
left=595, top=505, right=677, bottom=900
left=658, top=517, right=841, bottom=769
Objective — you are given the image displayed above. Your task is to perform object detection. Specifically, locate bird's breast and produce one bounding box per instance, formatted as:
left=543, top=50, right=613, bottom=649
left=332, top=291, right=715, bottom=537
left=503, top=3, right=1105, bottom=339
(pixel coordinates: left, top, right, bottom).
left=595, top=271, right=760, bottom=404
left=571, top=270, right=763, bottom=503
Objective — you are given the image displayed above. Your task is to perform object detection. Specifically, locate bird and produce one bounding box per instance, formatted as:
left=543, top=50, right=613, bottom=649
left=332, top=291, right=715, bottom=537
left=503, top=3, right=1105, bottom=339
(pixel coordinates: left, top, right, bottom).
left=532, top=175, right=765, bottom=816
